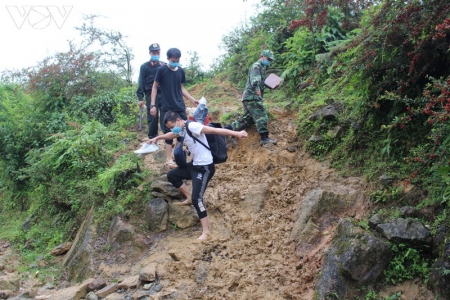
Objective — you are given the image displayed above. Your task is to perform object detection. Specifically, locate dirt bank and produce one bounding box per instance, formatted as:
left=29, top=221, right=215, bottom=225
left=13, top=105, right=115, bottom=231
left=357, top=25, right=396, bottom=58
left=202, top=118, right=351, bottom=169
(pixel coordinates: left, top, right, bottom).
left=124, top=106, right=369, bottom=299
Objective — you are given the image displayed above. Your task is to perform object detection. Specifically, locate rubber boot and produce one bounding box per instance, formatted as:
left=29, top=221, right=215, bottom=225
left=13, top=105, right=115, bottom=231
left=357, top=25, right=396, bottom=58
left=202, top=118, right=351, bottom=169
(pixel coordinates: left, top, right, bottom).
left=260, top=132, right=277, bottom=146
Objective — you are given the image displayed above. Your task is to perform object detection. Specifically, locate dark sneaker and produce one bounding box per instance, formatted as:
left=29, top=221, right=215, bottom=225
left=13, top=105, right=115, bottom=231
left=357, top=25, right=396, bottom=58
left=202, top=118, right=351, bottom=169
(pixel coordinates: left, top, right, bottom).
left=260, top=138, right=277, bottom=146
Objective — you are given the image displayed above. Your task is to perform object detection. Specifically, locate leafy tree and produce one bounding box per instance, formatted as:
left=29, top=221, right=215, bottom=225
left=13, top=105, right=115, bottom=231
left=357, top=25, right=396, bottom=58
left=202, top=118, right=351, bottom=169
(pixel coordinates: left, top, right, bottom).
left=68, top=87, right=135, bottom=126
left=76, top=14, right=135, bottom=85
left=1, top=15, right=133, bottom=113
left=184, top=51, right=206, bottom=85
left=0, top=84, right=49, bottom=210
left=219, top=0, right=302, bottom=85
left=288, top=0, right=374, bottom=32
left=281, top=6, right=349, bottom=92
left=340, top=0, right=450, bottom=123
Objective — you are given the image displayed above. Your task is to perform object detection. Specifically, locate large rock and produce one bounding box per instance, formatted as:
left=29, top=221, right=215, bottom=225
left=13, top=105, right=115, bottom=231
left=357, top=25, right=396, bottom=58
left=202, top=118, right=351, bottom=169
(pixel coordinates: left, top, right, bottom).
left=87, top=278, right=106, bottom=292
left=85, top=292, right=98, bottom=300
left=291, top=189, right=358, bottom=255
left=36, top=278, right=95, bottom=300
left=327, top=125, right=344, bottom=139
left=315, top=219, right=392, bottom=299
left=62, top=208, right=95, bottom=282
left=308, top=104, right=339, bottom=121
left=429, top=257, right=450, bottom=299
left=146, top=198, right=169, bottom=232
left=432, top=224, right=448, bottom=257
left=168, top=203, right=198, bottom=229
left=50, top=242, right=72, bottom=256
left=376, top=218, right=432, bottom=248
left=117, top=275, right=140, bottom=289
left=108, top=216, right=134, bottom=251
left=428, top=226, right=450, bottom=299
left=96, top=283, right=118, bottom=298
left=151, top=179, right=183, bottom=200
left=107, top=217, right=147, bottom=259
left=139, top=263, right=157, bottom=282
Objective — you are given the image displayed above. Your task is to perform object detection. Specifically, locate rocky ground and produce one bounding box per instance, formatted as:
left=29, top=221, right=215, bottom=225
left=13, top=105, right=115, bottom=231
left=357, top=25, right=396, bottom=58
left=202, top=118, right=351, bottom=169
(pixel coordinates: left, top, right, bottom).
left=0, top=96, right=436, bottom=299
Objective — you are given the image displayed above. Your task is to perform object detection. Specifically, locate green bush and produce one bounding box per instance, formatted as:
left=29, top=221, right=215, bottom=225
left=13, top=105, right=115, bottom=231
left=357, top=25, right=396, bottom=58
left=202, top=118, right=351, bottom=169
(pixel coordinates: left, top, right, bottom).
left=69, top=87, right=135, bottom=126
left=384, top=243, right=430, bottom=284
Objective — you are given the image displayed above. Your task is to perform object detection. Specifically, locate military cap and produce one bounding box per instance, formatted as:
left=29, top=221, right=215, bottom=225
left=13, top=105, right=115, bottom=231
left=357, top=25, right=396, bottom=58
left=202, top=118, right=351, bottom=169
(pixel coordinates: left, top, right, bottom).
left=260, top=49, right=275, bottom=61
left=149, top=43, right=161, bottom=51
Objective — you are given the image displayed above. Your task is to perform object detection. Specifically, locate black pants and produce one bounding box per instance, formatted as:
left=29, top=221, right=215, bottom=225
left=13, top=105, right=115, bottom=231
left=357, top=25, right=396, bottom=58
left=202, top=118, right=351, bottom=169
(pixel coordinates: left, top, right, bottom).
left=145, top=91, right=162, bottom=139
left=167, top=162, right=215, bottom=219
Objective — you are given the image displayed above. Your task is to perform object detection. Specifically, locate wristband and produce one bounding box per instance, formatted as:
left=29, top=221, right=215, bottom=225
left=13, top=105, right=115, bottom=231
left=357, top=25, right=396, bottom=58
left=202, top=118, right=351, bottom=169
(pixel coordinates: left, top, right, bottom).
left=150, top=105, right=156, bottom=108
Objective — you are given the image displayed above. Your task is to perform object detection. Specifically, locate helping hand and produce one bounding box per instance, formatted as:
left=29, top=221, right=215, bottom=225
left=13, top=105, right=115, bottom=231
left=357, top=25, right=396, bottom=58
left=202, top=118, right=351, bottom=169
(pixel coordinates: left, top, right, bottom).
left=237, top=130, right=248, bottom=139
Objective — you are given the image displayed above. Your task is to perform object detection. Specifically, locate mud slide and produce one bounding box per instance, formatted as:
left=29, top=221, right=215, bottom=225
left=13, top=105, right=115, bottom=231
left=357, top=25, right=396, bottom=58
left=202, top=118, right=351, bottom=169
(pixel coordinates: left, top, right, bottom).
left=129, top=107, right=368, bottom=299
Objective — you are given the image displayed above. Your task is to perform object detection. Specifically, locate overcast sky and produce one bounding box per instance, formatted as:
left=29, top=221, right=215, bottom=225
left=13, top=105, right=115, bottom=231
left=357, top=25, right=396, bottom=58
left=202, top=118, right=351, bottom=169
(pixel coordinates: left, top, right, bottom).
left=0, top=0, right=260, bottom=81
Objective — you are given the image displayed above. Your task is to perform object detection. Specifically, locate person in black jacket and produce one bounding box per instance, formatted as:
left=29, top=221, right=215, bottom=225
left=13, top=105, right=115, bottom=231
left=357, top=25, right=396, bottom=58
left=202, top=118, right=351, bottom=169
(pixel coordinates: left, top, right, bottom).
left=136, top=43, right=165, bottom=139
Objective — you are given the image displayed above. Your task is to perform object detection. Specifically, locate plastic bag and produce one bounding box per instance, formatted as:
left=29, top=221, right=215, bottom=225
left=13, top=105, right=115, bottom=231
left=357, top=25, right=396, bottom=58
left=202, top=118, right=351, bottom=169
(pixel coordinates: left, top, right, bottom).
left=193, top=97, right=208, bottom=124
left=134, top=143, right=159, bottom=156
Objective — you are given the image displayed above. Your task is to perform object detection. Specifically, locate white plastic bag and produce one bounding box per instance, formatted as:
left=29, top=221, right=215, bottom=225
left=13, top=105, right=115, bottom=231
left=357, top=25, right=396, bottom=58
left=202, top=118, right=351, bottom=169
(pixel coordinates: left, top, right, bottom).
left=134, top=143, right=159, bottom=156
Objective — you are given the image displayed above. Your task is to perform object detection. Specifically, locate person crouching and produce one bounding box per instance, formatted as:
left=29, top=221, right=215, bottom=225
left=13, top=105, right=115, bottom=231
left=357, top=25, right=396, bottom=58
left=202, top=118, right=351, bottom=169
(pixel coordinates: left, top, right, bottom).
left=147, top=111, right=248, bottom=240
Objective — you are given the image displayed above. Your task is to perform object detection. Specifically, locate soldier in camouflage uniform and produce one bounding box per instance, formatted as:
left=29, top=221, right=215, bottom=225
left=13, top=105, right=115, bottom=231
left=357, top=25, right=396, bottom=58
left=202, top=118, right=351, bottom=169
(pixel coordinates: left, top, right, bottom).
left=225, top=50, right=277, bottom=145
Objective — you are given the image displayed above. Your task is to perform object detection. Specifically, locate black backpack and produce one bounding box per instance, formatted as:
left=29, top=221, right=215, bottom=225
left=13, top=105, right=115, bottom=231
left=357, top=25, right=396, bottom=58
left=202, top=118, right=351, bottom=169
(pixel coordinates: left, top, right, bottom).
left=185, top=120, right=228, bottom=164
left=173, top=136, right=187, bottom=168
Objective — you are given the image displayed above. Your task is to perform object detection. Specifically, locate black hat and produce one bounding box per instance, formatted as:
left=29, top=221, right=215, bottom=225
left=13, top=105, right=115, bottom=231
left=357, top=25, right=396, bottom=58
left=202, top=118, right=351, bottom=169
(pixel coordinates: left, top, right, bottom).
left=149, top=43, right=160, bottom=51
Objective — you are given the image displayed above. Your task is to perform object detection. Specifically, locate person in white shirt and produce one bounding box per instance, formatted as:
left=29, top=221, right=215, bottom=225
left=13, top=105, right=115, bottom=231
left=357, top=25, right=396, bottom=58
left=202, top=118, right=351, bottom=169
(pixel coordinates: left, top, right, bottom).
left=147, top=111, right=248, bottom=240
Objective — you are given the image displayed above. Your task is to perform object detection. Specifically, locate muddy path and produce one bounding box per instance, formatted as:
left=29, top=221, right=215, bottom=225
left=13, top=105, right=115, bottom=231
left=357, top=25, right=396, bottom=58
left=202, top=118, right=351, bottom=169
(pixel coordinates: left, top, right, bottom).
left=129, top=106, right=368, bottom=299
left=0, top=104, right=369, bottom=299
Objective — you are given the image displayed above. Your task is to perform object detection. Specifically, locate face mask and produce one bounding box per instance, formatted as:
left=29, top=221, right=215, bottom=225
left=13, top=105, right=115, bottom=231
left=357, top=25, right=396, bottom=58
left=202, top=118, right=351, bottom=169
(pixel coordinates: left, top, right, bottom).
left=169, top=61, right=179, bottom=69
left=171, top=121, right=182, bottom=134
left=151, top=55, right=160, bottom=61
left=262, top=59, right=270, bottom=66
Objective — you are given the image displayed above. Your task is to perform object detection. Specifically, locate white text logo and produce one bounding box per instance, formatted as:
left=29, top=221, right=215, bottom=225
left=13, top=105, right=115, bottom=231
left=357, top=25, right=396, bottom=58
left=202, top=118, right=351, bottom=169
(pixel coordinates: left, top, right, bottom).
left=6, top=6, right=73, bottom=29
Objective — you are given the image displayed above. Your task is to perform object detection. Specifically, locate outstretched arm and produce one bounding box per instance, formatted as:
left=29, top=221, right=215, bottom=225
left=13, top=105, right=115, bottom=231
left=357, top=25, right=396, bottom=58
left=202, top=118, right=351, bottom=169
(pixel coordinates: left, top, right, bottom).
left=147, top=131, right=179, bottom=144
left=201, top=126, right=248, bottom=139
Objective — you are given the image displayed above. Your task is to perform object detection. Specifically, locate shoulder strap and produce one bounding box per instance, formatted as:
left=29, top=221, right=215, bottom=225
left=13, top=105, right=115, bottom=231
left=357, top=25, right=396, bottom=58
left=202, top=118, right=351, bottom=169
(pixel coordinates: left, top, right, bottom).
left=185, top=120, right=211, bottom=151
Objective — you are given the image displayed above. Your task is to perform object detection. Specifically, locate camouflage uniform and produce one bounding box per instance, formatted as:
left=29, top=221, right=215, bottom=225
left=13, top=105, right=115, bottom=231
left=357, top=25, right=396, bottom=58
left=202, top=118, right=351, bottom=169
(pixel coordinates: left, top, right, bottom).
left=229, top=60, right=269, bottom=134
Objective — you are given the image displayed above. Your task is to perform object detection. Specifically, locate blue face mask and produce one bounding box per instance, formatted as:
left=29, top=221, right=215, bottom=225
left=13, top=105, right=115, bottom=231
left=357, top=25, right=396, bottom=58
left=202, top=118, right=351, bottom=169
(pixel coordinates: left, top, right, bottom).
left=169, top=61, right=179, bottom=69
left=261, top=59, right=270, bottom=66
left=151, top=55, right=160, bottom=61
left=171, top=122, right=182, bottom=134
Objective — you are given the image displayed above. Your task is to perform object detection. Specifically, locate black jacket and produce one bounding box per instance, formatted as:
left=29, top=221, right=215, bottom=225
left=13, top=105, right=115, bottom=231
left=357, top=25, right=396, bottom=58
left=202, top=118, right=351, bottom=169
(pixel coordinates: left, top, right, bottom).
left=136, top=60, right=165, bottom=101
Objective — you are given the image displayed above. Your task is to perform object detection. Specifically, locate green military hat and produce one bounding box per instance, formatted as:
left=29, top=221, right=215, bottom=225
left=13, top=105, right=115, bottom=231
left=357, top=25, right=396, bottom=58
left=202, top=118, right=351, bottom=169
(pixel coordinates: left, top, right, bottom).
left=260, top=49, right=275, bottom=61
left=149, top=43, right=160, bottom=51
